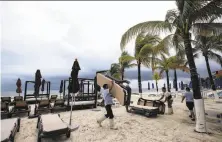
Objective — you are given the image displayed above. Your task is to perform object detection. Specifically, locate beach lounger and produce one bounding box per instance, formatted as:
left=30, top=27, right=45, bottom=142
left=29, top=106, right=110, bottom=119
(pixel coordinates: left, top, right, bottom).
left=138, top=98, right=165, bottom=114
left=129, top=104, right=159, bottom=117
left=35, top=100, right=52, bottom=115
left=11, top=98, right=31, bottom=117
left=1, top=102, right=11, bottom=119
left=50, top=95, right=58, bottom=103
left=51, top=99, right=66, bottom=113
left=1, top=97, right=12, bottom=105
left=36, top=114, right=71, bottom=142
left=1, top=117, right=21, bottom=142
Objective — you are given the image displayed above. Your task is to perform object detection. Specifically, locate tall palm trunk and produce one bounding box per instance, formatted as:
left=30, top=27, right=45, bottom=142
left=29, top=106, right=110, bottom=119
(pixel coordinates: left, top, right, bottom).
left=121, top=68, right=125, bottom=80
left=184, top=33, right=202, bottom=99
left=183, top=32, right=206, bottom=133
left=137, top=59, right=142, bottom=94
left=174, top=69, right=178, bottom=91
left=165, top=70, right=170, bottom=92
left=204, top=55, right=216, bottom=90
left=156, top=80, right=158, bottom=93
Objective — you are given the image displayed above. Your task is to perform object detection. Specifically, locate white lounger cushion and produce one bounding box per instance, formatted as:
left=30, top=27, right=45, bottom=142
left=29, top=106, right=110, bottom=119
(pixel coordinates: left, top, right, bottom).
left=1, top=118, right=18, bottom=141
left=130, top=104, right=158, bottom=110
left=26, top=98, right=48, bottom=101
left=41, top=114, right=67, bottom=132
left=64, top=100, right=94, bottom=106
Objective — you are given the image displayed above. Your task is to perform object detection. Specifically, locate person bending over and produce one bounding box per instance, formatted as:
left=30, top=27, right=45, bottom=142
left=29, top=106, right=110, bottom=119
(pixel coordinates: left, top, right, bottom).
left=181, top=87, right=195, bottom=121
left=159, top=87, right=173, bottom=115
left=97, top=81, right=118, bottom=130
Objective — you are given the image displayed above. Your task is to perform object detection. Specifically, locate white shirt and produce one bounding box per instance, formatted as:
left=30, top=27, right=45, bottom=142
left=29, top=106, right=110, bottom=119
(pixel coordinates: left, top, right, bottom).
left=101, top=88, right=113, bottom=106
left=183, top=91, right=194, bottom=102
left=161, top=92, right=173, bottom=100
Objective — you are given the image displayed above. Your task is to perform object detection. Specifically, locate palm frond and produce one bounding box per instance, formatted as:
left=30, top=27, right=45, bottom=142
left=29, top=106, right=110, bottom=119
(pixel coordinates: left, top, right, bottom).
left=119, top=55, right=135, bottom=64
left=120, top=21, right=173, bottom=50
left=190, top=0, right=222, bottom=23
left=193, top=23, right=222, bottom=36
left=208, top=51, right=222, bottom=66
left=175, top=0, right=184, bottom=14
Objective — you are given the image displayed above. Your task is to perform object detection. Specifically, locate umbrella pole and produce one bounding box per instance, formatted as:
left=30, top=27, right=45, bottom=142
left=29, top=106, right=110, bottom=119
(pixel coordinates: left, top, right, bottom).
left=68, top=92, right=79, bottom=132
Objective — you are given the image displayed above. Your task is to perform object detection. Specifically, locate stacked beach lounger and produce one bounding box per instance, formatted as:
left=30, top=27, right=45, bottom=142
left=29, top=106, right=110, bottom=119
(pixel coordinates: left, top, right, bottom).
left=37, top=114, right=71, bottom=142
left=1, top=118, right=20, bottom=142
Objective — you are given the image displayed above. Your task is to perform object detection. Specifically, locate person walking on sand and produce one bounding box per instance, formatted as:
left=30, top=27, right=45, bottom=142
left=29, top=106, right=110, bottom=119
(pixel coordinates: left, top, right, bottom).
left=181, top=87, right=195, bottom=121
left=97, top=80, right=118, bottom=130
left=158, top=87, right=173, bottom=115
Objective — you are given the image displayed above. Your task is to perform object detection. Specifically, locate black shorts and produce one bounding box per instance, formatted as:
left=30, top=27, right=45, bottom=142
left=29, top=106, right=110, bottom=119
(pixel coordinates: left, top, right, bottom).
left=186, top=102, right=194, bottom=110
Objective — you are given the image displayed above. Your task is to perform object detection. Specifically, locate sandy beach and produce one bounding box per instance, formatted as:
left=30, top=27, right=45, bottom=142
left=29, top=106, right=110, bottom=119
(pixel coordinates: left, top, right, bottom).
left=9, top=95, right=221, bottom=142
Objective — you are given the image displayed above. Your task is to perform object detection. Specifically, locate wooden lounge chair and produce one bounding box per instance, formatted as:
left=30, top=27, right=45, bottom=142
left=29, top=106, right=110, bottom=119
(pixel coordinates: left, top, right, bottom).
left=128, top=98, right=160, bottom=117
left=51, top=99, right=66, bottom=113
left=1, top=102, right=11, bottom=119
left=37, top=114, right=71, bottom=142
left=35, top=100, right=52, bottom=115
left=12, top=100, right=31, bottom=117
left=1, top=117, right=21, bottom=142
left=1, top=97, right=12, bottom=105
left=50, top=95, right=58, bottom=103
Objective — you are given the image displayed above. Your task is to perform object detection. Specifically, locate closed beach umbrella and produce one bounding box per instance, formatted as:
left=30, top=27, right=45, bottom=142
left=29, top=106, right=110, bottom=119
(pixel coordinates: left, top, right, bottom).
left=152, top=83, right=154, bottom=89
left=164, top=83, right=166, bottom=88
left=69, top=60, right=81, bottom=130
left=34, top=69, right=42, bottom=98
left=179, top=82, right=181, bottom=89
left=41, top=79, right=45, bottom=94
left=59, top=80, right=63, bottom=99
left=16, top=78, right=22, bottom=96
left=148, top=82, right=150, bottom=90
left=181, top=81, right=184, bottom=90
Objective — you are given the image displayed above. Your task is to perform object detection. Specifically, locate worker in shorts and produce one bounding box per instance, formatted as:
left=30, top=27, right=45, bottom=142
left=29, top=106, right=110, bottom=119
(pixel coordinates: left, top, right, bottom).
left=97, top=80, right=118, bottom=130
left=159, top=87, right=173, bottom=115
left=181, top=87, right=195, bottom=121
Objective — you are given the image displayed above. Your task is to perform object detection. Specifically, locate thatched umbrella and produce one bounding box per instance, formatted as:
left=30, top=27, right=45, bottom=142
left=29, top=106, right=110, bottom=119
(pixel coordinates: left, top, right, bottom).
left=16, top=78, right=22, bottom=96
left=148, top=82, right=150, bottom=90
left=59, top=80, right=63, bottom=99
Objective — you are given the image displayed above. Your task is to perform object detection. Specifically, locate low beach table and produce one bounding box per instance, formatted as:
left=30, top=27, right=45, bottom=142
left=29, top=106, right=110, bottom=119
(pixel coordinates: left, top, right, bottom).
left=1, top=117, right=20, bottom=142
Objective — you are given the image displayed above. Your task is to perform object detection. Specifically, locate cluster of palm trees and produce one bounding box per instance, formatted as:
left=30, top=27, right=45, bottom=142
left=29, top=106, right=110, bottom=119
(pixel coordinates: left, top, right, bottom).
left=109, top=0, right=222, bottom=133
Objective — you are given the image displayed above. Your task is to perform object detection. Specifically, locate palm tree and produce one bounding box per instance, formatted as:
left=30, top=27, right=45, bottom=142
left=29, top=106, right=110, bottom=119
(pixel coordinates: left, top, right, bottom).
left=109, top=63, right=121, bottom=80
left=153, top=54, right=189, bottom=92
left=193, top=35, right=222, bottom=91
left=121, top=32, right=170, bottom=95
left=120, top=1, right=222, bottom=132
left=171, top=54, right=190, bottom=91
left=152, top=71, right=161, bottom=93
left=119, top=51, right=137, bottom=80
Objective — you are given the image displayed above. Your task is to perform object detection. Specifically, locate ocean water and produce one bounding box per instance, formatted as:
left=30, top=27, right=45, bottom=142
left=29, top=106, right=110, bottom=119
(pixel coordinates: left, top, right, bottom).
left=1, top=88, right=164, bottom=97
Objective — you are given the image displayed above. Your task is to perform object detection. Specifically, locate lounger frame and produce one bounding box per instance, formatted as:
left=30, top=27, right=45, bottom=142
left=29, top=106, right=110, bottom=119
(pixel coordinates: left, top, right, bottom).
left=36, top=114, right=71, bottom=142
left=11, top=101, right=31, bottom=117
left=1, top=118, right=21, bottom=142
left=35, top=100, right=52, bottom=115
left=51, top=99, right=67, bottom=113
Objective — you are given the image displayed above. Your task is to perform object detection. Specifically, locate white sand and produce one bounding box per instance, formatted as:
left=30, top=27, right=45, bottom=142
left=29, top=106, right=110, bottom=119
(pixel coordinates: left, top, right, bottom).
left=12, top=96, right=222, bottom=142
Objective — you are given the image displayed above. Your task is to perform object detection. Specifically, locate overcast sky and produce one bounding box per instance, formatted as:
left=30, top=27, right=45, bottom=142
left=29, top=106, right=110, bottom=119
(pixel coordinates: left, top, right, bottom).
left=1, top=1, right=221, bottom=82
